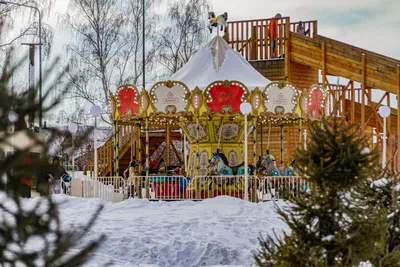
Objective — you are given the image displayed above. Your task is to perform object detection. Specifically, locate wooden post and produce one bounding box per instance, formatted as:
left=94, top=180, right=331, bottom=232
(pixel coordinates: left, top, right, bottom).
left=397, top=65, right=400, bottom=173
left=251, top=25, right=258, bottom=60
left=322, top=42, right=326, bottom=89
left=313, top=21, right=318, bottom=37
left=361, top=54, right=366, bottom=133
left=284, top=17, right=291, bottom=81
left=351, top=81, right=355, bottom=123
left=113, top=121, right=119, bottom=177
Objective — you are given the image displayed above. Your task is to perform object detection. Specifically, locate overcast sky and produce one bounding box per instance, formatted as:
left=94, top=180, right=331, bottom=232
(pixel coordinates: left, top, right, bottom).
left=5, top=0, right=400, bottom=124
left=42, top=0, right=400, bottom=60
left=9, top=0, right=399, bottom=76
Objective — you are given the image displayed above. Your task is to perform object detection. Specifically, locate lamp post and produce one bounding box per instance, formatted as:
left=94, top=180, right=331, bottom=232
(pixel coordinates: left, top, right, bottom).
left=1, top=1, right=43, bottom=128
left=0, top=0, right=43, bottom=128
left=378, top=105, right=391, bottom=169
left=90, top=105, right=101, bottom=179
left=68, top=123, right=78, bottom=179
left=303, top=129, right=308, bottom=150
left=8, top=110, right=19, bottom=154
left=6, top=111, right=19, bottom=186
left=240, top=102, right=251, bottom=201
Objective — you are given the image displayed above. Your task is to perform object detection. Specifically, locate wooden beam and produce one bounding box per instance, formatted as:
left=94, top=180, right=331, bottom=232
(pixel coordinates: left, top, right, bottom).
left=365, top=92, right=388, bottom=127
left=397, top=65, right=400, bottom=173
left=284, top=17, right=291, bottom=80
left=361, top=54, right=366, bottom=133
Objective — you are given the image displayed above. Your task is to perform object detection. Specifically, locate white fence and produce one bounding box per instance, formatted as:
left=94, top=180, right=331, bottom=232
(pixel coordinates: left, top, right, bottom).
left=257, top=176, right=310, bottom=201
left=123, top=175, right=310, bottom=201
left=70, top=175, right=310, bottom=202
left=80, top=176, right=125, bottom=202
left=126, top=176, right=189, bottom=200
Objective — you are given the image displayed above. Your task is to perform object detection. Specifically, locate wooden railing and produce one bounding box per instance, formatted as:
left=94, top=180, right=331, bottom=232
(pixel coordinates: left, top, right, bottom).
left=227, top=18, right=317, bottom=61
left=289, top=20, right=317, bottom=37
left=84, top=125, right=136, bottom=177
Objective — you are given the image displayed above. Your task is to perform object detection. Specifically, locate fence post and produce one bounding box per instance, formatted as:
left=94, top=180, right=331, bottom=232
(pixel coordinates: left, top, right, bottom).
left=313, top=21, right=318, bottom=37
left=251, top=25, right=258, bottom=60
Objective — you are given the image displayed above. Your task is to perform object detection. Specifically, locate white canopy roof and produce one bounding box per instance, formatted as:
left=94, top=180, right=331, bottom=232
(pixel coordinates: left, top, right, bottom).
left=170, top=36, right=271, bottom=91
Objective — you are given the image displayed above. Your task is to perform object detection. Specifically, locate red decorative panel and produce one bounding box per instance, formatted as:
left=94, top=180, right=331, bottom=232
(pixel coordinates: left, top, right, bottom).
left=117, top=86, right=139, bottom=118
left=207, top=84, right=244, bottom=113
left=308, top=89, right=323, bottom=117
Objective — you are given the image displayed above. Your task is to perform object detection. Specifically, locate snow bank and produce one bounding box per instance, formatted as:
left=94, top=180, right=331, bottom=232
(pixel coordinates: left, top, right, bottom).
left=43, top=196, right=288, bottom=267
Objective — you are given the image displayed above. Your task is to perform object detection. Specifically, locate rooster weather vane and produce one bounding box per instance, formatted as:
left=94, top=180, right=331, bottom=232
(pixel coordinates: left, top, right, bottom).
left=208, top=11, right=228, bottom=33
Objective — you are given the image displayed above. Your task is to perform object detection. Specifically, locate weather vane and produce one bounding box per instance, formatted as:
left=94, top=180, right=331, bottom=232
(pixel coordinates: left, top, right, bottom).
left=208, top=11, right=228, bottom=34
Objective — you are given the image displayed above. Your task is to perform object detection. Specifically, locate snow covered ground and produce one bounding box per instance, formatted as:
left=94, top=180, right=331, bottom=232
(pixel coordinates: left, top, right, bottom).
left=44, top=195, right=288, bottom=267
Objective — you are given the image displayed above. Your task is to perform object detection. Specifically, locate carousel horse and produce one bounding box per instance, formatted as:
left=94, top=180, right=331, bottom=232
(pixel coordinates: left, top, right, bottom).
left=208, top=11, right=228, bottom=33
left=209, top=150, right=255, bottom=193
left=259, top=153, right=281, bottom=176
left=209, top=150, right=253, bottom=176
left=258, top=153, right=282, bottom=199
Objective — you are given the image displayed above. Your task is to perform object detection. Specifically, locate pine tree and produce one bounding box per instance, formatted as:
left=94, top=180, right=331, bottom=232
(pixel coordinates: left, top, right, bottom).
left=0, top=53, right=105, bottom=266
left=255, top=118, right=388, bottom=267
left=362, top=173, right=400, bottom=266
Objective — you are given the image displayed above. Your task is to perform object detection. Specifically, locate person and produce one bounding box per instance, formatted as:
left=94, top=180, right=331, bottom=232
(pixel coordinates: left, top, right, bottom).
left=268, top=13, right=281, bottom=57
left=50, top=156, right=66, bottom=180
left=36, top=156, right=51, bottom=196
left=296, top=21, right=310, bottom=36
left=20, top=154, right=34, bottom=198
left=124, top=160, right=135, bottom=180
left=49, top=156, right=66, bottom=194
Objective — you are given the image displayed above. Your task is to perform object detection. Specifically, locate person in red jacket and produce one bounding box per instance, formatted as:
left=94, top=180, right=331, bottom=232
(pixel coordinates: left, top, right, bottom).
left=21, top=155, right=35, bottom=198
left=268, top=13, right=281, bottom=57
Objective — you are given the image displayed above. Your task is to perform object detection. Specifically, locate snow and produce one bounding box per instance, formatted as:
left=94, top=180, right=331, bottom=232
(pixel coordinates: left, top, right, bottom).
left=321, top=235, right=334, bottom=242
left=371, top=178, right=389, bottom=188
left=30, top=195, right=288, bottom=267
left=361, top=147, right=370, bottom=155
left=170, top=36, right=271, bottom=91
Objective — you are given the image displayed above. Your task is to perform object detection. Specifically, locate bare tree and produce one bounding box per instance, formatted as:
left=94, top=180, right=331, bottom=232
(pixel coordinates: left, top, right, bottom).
left=62, top=0, right=159, bottom=124
left=117, top=0, right=159, bottom=86
left=0, top=0, right=54, bottom=56
left=157, top=0, right=210, bottom=77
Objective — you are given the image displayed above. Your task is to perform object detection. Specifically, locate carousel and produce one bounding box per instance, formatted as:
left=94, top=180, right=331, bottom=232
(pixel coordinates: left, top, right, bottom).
left=107, top=35, right=329, bottom=199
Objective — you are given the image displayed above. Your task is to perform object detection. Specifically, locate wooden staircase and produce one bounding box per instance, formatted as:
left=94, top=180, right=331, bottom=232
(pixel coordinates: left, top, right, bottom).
left=84, top=126, right=183, bottom=177
left=290, top=33, right=400, bottom=93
